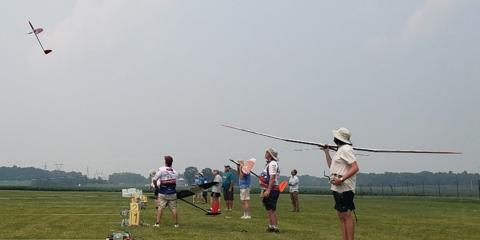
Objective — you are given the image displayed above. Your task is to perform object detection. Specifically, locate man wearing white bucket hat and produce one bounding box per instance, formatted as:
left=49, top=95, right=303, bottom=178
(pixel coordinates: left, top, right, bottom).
left=322, top=128, right=359, bottom=240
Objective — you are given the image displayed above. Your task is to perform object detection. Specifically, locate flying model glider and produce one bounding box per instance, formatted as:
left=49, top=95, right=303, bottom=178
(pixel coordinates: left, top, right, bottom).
left=222, top=124, right=461, bottom=154
left=28, top=21, right=52, bottom=54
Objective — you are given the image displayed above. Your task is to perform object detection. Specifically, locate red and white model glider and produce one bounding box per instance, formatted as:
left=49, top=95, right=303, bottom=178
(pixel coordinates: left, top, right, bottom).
left=28, top=21, right=52, bottom=55
left=222, top=124, right=461, bottom=154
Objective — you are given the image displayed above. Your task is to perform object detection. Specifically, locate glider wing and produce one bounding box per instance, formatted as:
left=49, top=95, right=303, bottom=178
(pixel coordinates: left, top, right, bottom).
left=221, top=124, right=336, bottom=150
left=222, top=124, right=460, bottom=154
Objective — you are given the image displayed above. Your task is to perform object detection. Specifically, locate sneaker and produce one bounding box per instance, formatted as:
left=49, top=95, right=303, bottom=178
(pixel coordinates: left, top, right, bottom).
left=244, top=215, right=251, bottom=219
left=153, top=224, right=159, bottom=227
left=174, top=224, right=179, bottom=228
left=266, top=227, right=279, bottom=233
left=240, top=216, right=246, bottom=219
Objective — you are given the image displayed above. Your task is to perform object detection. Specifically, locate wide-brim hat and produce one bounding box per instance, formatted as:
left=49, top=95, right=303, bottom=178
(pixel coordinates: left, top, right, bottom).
left=266, top=148, right=279, bottom=161
left=332, top=127, right=352, bottom=144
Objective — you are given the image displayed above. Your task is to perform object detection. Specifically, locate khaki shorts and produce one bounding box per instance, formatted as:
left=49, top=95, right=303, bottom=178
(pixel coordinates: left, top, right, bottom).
left=240, top=188, right=250, bottom=201
left=157, top=193, right=177, bottom=210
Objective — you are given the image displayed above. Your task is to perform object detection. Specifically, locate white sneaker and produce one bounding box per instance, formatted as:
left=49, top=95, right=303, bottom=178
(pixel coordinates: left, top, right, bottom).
left=244, top=215, right=251, bottom=219
left=153, top=224, right=159, bottom=227
left=174, top=224, right=179, bottom=228
left=240, top=216, right=247, bottom=219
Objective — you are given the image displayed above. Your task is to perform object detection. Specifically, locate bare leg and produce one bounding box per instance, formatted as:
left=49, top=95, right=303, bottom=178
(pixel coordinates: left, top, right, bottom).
left=171, top=208, right=178, bottom=225
left=156, top=207, right=163, bottom=224
left=337, top=211, right=354, bottom=240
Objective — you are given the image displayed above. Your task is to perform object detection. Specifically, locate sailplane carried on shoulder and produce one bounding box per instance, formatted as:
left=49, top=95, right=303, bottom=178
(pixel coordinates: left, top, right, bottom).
left=221, top=124, right=460, bottom=154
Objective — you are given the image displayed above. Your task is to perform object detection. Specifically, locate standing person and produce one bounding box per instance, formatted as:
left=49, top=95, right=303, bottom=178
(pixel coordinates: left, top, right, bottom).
left=322, top=128, right=359, bottom=240
left=288, top=169, right=300, bottom=212
left=200, top=173, right=209, bottom=204
left=210, top=169, right=223, bottom=212
left=222, top=165, right=235, bottom=211
left=152, top=155, right=179, bottom=228
left=193, top=173, right=203, bottom=203
left=237, top=160, right=251, bottom=219
left=149, top=169, right=159, bottom=207
left=260, top=148, right=280, bottom=233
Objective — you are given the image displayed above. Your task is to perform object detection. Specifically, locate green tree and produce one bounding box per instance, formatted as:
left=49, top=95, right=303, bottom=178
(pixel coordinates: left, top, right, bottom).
left=184, top=166, right=198, bottom=185
left=201, top=168, right=214, bottom=182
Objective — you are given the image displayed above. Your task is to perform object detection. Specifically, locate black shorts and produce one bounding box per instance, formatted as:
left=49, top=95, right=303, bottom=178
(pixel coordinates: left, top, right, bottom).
left=262, top=190, right=280, bottom=211
left=332, top=190, right=355, bottom=212
left=154, top=188, right=159, bottom=197
left=211, top=192, right=221, bottom=198
left=223, top=188, right=234, bottom=200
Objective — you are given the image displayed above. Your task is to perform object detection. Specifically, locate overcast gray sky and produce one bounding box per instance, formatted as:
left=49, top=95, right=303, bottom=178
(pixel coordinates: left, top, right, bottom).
left=0, top=0, right=478, bottom=178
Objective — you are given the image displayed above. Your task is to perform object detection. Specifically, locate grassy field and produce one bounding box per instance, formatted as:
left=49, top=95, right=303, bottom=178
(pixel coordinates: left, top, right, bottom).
left=0, top=190, right=478, bottom=240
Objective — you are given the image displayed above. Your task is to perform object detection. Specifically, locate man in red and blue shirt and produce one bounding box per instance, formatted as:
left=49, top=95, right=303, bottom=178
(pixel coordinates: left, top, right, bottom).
left=153, top=155, right=179, bottom=228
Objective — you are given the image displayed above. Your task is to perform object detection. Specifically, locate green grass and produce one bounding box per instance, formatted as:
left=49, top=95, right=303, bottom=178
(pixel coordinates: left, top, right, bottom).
left=0, top=190, right=478, bottom=239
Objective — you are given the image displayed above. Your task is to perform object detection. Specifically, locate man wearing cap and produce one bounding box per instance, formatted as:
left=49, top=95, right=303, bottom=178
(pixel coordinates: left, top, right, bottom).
left=322, top=128, right=359, bottom=240
left=260, top=148, right=280, bottom=233
left=222, top=165, right=235, bottom=211
left=152, top=155, right=179, bottom=228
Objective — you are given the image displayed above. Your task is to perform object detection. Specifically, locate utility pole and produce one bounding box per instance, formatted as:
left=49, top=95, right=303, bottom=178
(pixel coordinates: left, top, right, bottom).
left=54, top=163, right=64, bottom=171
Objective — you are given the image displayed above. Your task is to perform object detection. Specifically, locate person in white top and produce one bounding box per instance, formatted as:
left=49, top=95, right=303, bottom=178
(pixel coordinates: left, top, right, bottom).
left=322, top=128, right=359, bottom=240
left=210, top=169, right=222, bottom=212
left=152, top=155, right=179, bottom=228
left=260, top=148, right=280, bottom=233
left=288, top=169, right=300, bottom=212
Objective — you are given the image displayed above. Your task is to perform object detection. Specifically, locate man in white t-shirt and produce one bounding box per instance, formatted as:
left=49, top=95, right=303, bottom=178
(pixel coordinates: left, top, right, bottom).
left=152, top=155, right=179, bottom=228
left=288, top=169, right=300, bottom=212
left=323, top=128, right=359, bottom=240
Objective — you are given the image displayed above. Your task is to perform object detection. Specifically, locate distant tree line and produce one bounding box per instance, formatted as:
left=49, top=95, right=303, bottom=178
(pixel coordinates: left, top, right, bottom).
left=0, top=166, right=106, bottom=187
left=1, top=165, right=478, bottom=189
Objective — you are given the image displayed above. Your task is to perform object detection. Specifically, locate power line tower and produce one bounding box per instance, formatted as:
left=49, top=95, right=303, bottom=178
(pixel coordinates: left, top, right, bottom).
left=94, top=171, right=104, bottom=179
left=54, top=163, right=64, bottom=171
left=43, top=162, right=48, bottom=170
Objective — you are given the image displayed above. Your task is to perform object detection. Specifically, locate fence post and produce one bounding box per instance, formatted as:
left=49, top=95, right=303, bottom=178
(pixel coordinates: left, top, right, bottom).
left=456, top=180, right=459, bottom=198
left=437, top=182, right=441, bottom=197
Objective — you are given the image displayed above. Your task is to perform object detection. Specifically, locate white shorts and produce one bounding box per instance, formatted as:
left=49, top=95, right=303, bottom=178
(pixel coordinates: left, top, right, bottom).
left=240, top=188, right=250, bottom=201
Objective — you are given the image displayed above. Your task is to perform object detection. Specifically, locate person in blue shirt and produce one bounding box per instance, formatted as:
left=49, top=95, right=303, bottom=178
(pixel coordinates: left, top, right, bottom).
left=222, top=165, right=235, bottom=211
left=237, top=160, right=251, bottom=219
left=193, top=173, right=204, bottom=203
